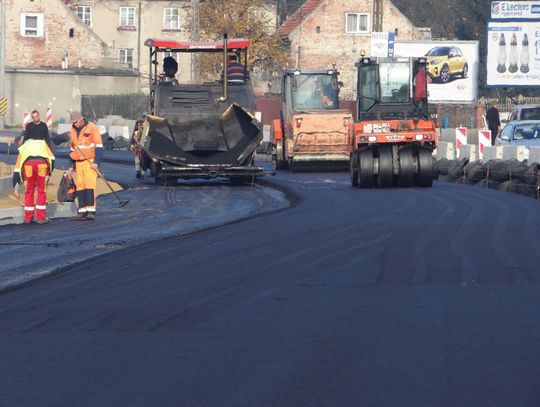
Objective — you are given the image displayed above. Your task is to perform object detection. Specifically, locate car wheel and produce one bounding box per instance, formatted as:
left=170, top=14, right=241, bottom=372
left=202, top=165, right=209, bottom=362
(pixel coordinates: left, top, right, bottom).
left=440, top=65, right=450, bottom=83
left=461, top=64, right=468, bottom=78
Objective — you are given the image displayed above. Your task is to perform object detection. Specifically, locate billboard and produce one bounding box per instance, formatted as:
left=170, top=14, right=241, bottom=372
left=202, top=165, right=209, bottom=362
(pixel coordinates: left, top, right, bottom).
left=491, top=1, right=540, bottom=19
left=394, top=41, right=479, bottom=103
left=487, top=20, right=540, bottom=87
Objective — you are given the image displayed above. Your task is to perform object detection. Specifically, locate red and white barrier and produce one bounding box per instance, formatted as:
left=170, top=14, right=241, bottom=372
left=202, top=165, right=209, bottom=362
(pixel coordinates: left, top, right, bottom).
left=23, top=111, right=31, bottom=129
left=478, top=130, right=491, bottom=160
left=455, top=127, right=468, bottom=158
left=46, top=104, right=53, bottom=129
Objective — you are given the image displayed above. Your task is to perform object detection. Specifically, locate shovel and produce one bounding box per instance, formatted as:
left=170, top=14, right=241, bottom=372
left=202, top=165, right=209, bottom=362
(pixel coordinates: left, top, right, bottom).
left=8, top=194, right=24, bottom=207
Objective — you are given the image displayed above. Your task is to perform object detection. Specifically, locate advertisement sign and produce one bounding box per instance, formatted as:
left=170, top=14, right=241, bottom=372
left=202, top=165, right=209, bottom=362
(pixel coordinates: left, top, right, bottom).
left=486, top=20, right=540, bottom=87
left=491, top=1, right=540, bottom=19
left=394, top=41, right=479, bottom=103
left=371, top=32, right=395, bottom=58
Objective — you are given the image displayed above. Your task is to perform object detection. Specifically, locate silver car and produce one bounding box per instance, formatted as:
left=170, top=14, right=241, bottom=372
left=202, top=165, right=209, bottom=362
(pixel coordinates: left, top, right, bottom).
left=497, top=120, right=540, bottom=147
left=506, top=105, right=540, bottom=122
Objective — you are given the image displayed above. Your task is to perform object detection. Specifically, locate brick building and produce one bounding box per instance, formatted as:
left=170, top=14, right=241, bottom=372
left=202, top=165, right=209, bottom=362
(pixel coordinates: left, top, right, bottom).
left=10, top=0, right=108, bottom=69
left=278, top=0, right=427, bottom=100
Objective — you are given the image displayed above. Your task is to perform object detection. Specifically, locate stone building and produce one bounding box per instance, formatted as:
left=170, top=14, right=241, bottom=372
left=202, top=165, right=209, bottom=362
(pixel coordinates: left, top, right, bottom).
left=65, top=0, right=195, bottom=82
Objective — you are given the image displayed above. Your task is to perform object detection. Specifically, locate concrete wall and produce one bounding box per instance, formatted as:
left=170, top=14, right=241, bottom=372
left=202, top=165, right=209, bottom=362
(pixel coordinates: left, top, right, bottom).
left=285, top=0, right=425, bottom=101
left=5, top=70, right=140, bottom=126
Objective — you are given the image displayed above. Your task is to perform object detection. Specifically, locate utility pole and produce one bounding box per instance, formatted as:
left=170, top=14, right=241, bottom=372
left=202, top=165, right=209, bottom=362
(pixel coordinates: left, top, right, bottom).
left=0, top=0, right=6, bottom=129
left=373, top=0, right=383, bottom=32
left=190, top=0, right=199, bottom=82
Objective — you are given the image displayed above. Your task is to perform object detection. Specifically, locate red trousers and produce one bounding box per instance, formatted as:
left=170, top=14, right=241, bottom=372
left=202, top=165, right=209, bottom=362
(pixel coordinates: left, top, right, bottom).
left=23, top=159, right=50, bottom=222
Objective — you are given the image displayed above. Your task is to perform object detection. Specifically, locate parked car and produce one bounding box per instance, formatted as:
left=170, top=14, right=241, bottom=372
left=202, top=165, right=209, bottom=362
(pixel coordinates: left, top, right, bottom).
left=425, top=46, right=468, bottom=84
left=496, top=120, right=540, bottom=147
left=506, top=105, right=540, bottom=122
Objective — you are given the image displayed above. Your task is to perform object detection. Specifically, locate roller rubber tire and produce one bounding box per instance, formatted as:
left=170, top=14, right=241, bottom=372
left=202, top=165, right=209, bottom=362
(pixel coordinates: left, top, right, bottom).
left=417, top=147, right=433, bottom=187
left=398, top=147, right=414, bottom=187
left=274, top=141, right=288, bottom=170
left=350, top=152, right=359, bottom=187
left=358, top=148, right=374, bottom=188
left=377, top=145, right=394, bottom=187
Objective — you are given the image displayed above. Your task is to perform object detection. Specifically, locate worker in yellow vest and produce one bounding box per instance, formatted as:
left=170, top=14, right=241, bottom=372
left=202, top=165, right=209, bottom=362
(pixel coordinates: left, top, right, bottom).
left=12, top=139, right=55, bottom=224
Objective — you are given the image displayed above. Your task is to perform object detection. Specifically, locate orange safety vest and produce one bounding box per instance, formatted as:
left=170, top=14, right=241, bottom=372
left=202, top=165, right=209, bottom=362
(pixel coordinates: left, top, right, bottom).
left=69, top=121, right=103, bottom=161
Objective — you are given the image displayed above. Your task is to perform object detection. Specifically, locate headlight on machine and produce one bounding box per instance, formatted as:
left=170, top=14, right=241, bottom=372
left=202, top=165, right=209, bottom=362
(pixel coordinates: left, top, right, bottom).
left=368, top=136, right=377, bottom=142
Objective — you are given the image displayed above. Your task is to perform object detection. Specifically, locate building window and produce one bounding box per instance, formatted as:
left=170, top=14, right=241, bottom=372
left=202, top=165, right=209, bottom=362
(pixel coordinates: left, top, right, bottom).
left=118, top=48, right=133, bottom=66
left=119, top=7, right=135, bottom=27
left=77, top=5, right=92, bottom=26
left=345, top=13, right=369, bottom=34
left=164, top=8, right=180, bottom=30
left=20, top=13, right=44, bottom=37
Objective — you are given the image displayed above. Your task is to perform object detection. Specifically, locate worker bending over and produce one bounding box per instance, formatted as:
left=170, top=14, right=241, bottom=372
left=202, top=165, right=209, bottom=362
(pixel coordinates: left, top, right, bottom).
left=12, top=139, right=55, bottom=224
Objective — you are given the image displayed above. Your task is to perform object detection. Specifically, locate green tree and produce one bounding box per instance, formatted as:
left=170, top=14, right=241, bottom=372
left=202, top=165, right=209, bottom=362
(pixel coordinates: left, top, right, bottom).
left=199, top=0, right=288, bottom=78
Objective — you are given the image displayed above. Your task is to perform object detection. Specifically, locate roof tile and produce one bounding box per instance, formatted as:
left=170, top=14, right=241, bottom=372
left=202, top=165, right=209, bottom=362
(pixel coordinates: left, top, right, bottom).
left=278, top=0, right=324, bottom=38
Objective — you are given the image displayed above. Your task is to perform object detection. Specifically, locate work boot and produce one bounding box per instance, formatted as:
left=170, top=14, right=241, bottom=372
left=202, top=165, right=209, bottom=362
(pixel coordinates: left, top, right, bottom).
left=74, top=212, right=87, bottom=221
left=23, top=219, right=33, bottom=225
left=86, top=213, right=96, bottom=220
left=36, top=218, right=51, bottom=225
left=136, top=172, right=141, bottom=179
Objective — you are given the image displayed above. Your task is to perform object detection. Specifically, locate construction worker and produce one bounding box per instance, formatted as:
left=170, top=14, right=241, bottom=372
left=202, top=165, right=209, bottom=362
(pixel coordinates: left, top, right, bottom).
left=68, top=111, right=103, bottom=220
left=226, top=54, right=246, bottom=83
left=12, top=139, right=55, bottom=224
left=130, top=120, right=144, bottom=178
left=23, top=110, right=53, bottom=148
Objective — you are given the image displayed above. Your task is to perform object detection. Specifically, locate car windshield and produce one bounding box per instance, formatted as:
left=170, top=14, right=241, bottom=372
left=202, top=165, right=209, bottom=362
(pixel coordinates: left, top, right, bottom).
left=513, top=124, right=540, bottom=140
left=426, top=47, right=450, bottom=57
left=291, top=74, right=339, bottom=109
left=520, top=108, right=540, bottom=120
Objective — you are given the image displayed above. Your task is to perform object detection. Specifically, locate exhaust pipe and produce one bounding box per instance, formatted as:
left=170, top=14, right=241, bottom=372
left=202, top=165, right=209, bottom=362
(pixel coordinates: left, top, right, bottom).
left=220, top=33, right=228, bottom=103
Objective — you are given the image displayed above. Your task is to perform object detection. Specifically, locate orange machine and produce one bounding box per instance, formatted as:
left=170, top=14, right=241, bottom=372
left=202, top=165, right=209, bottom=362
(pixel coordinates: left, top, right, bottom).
left=349, top=57, right=437, bottom=187
left=271, top=68, right=353, bottom=171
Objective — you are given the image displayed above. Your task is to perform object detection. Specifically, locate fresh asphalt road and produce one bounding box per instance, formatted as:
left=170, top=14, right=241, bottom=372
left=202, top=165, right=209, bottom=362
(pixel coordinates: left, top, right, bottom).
left=2, top=168, right=540, bottom=406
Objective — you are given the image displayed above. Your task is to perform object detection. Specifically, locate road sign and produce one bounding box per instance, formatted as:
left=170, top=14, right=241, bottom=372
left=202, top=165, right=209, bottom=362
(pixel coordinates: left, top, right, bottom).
left=0, top=97, right=6, bottom=116
left=371, top=32, right=395, bottom=57
left=46, top=104, right=52, bottom=129
left=455, top=127, right=468, bottom=157
left=23, top=111, right=30, bottom=129
left=478, top=130, right=492, bottom=160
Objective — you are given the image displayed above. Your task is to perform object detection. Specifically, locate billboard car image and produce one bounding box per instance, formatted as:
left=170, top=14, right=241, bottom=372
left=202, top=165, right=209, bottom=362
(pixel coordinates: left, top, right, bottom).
left=394, top=40, right=479, bottom=103
left=425, top=46, right=468, bottom=83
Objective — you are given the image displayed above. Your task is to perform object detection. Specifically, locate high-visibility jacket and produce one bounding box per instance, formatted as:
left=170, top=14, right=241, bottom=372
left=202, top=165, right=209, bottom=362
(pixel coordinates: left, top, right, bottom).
left=13, top=139, right=55, bottom=186
left=69, top=120, right=103, bottom=164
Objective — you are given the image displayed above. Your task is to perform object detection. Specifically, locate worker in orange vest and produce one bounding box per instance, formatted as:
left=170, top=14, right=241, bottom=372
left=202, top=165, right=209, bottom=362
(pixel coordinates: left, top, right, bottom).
left=12, top=139, right=55, bottom=224
left=68, top=111, right=103, bottom=220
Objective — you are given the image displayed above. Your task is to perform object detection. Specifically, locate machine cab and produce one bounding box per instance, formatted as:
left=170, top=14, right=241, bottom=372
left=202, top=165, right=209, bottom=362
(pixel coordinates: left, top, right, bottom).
left=356, top=57, right=428, bottom=121
left=282, top=69, right=341, bottom=119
